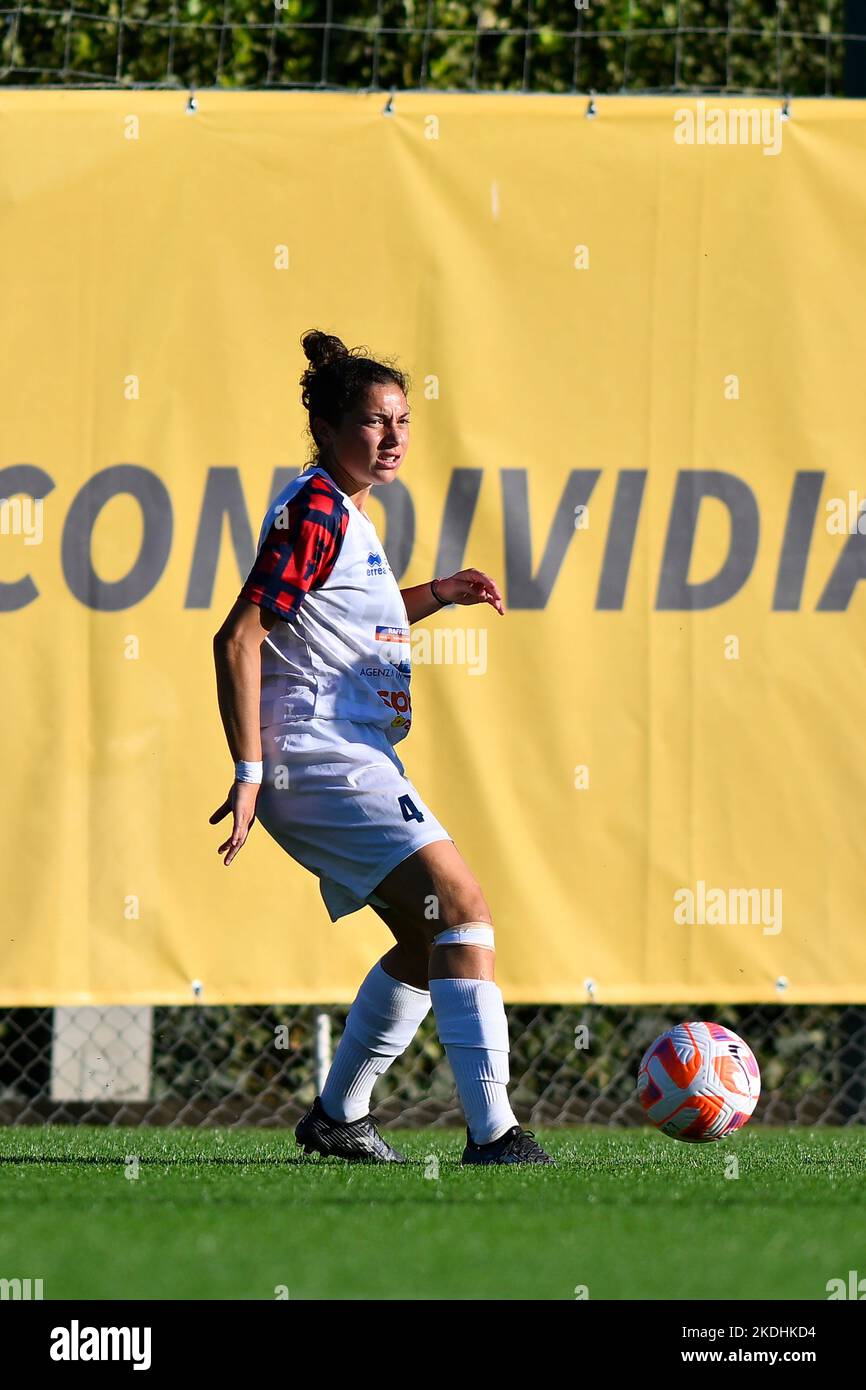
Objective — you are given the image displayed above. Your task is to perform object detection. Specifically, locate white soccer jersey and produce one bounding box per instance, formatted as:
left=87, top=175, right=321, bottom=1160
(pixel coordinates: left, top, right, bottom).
left=239, top=464, right=413, bottom=742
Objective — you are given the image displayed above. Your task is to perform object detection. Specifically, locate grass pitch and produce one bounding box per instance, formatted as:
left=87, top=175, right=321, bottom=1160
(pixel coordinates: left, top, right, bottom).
left=0, top=1126, right=863, bottom=1300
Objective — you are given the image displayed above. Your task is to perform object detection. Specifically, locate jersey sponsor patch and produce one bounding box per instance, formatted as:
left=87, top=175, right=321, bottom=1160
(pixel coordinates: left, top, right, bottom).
left=375, top=624, right=411, bottom=676
left=376, top=688, right=412, bottom=718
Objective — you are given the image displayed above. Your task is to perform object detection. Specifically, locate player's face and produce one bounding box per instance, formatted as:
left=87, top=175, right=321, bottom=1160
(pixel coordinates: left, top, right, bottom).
left=317, top=384, right=410, bottom=488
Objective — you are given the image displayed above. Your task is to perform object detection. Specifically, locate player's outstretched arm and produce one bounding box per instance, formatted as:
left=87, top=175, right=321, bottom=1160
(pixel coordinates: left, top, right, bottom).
left=401, top=569, right=505, bottom=623
left=210, top=597, right=278, bottom=866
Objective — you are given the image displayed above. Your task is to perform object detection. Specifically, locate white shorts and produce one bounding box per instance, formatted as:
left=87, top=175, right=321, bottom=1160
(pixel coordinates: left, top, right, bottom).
left=256, top=717, right=453, bottom=922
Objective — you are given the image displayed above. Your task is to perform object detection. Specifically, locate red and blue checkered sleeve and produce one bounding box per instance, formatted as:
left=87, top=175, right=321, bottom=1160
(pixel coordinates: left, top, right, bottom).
left=239, top=475, right=348, bottom=620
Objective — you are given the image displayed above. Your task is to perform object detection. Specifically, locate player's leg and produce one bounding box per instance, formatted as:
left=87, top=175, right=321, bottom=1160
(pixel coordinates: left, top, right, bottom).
left=313, top=844, right=486, bottom=1137
left=318, top=912, right=431, bottom=1131
left=371, top=842, right=554, bottom=1165
left=374, top=839, right=494, bottom=980
left=257, top=722, right=433, bottom=1162
left=377, top=911, right=432, bottom=992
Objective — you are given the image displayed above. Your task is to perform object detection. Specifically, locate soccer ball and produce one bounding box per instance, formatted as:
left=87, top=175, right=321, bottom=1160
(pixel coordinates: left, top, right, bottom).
left=637, top=1021, right=761, bottom=1142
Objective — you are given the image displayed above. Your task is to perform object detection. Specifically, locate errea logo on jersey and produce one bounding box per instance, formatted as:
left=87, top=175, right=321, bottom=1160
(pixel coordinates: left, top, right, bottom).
left=367, top=550, right=389, bottom=576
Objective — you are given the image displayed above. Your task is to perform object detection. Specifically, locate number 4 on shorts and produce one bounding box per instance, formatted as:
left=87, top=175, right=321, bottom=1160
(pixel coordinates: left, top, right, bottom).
left=398, top=794, right=425, bottom=824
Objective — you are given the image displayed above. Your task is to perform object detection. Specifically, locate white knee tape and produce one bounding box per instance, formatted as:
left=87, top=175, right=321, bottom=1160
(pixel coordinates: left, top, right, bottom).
left=432, top=921, right=495, bottom=950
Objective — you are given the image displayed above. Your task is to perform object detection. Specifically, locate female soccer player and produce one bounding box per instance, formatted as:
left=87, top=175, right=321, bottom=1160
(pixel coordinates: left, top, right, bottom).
left=211, top=330, right=553, bottom=1166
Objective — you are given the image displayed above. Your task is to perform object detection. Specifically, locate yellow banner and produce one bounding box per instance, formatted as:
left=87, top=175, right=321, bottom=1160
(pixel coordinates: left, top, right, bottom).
left=2, top=92, right=865, bottom=1004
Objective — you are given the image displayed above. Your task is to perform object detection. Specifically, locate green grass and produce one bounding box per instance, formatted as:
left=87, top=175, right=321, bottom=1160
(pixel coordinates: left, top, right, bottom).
left=0, top=1126, right=863, bottom=1300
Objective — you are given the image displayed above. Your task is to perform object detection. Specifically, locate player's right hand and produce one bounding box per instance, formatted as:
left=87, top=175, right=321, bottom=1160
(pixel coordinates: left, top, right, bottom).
left=209, top=781, right=260, bottom=866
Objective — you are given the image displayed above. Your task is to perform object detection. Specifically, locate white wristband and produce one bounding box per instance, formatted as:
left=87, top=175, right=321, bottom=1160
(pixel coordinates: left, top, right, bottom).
left=235, top=759, right=263, bottom=784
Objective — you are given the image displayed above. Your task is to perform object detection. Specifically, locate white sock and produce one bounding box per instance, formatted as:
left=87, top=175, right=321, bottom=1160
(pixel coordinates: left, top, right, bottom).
left=321, top=960, right=431, bottom=1122
left=428, top=976, right=518, bottom=1145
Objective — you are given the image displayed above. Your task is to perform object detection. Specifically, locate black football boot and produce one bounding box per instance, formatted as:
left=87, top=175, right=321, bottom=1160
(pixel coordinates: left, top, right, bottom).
left=295, top=1096, right=407, bottom=1163
left=462, top=1124, right=555, bottom=1166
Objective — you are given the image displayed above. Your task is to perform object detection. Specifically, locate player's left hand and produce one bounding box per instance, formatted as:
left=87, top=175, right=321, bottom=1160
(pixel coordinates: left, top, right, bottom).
left=436, top=569, right=505, bottom=615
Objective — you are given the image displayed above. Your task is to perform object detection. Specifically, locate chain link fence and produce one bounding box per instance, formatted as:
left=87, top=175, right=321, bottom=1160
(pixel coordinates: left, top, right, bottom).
left=1, top=1003, right=864, bottom=1128
left=1, top=0, right=862, bottom=96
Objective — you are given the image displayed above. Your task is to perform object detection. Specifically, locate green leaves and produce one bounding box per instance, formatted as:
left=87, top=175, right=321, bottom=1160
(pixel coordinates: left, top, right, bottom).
left=2, top=0, right=847, bottom=92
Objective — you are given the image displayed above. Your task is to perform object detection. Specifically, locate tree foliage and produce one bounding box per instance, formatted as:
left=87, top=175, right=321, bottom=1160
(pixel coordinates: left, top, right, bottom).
left=2, top=0, right=847, bottom=93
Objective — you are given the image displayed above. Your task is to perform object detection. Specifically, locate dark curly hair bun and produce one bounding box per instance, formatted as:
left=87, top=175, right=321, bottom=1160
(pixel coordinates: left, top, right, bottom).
left=301, top=330, right=349, bottom=371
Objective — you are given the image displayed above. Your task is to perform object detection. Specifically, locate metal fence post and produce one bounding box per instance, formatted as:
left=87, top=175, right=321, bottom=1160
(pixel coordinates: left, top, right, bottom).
left=315, top=1011, right=332, bottom=1095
